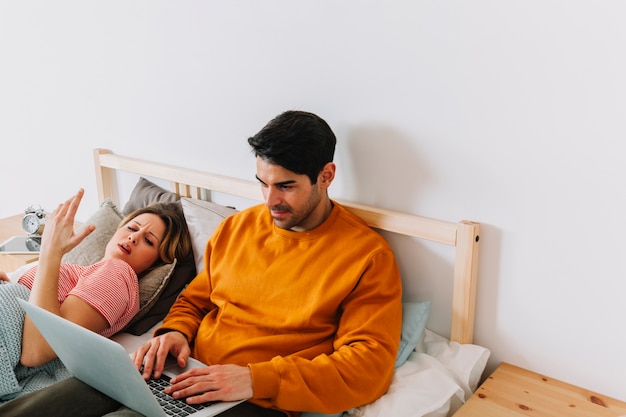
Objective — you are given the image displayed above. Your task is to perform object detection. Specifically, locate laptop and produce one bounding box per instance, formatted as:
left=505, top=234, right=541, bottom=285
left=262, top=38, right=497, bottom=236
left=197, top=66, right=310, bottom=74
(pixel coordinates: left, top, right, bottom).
left=17, top=298, right=243, bottom=417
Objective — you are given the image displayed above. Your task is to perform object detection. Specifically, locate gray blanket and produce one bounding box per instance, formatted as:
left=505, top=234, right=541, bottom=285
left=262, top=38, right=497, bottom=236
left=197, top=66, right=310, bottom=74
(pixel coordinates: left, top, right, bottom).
left=0, top=283, right=70, bottom=403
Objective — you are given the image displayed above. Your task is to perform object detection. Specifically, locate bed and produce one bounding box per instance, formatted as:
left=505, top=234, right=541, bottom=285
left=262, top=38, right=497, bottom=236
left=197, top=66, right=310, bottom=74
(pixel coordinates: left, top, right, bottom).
left=9, top=148, right=489, bottom=417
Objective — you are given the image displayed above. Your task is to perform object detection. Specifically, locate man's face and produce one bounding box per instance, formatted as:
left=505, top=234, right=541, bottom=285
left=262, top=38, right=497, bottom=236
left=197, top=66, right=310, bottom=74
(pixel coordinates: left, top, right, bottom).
left=255, top=157, right=331, bottom=232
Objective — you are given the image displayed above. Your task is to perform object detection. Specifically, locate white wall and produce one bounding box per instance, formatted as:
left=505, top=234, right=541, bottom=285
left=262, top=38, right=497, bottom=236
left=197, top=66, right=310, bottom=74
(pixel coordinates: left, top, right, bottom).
left=2, top=0, right=625, bottom=402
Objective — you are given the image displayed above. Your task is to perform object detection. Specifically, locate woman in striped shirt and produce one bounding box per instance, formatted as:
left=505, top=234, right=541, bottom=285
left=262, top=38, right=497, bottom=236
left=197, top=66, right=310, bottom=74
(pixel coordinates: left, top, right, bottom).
left=1, top=188, right=191, bottom=368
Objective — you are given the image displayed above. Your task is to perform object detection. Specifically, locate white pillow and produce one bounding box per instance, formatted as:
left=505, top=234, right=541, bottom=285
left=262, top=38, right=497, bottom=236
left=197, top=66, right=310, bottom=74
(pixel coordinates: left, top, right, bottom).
left=345, top=329, right=490, bottom=417
left=345, top=354, right=464, bottom=417
left=180, top=198, right=238, bottom=273
left=416, top=329, right=490, bottom=400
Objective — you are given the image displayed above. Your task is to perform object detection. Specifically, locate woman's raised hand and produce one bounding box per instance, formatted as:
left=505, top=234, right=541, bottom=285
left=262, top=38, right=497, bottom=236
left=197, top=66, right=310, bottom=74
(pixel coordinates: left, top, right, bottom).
left=39, top=189, right=96, bottom=259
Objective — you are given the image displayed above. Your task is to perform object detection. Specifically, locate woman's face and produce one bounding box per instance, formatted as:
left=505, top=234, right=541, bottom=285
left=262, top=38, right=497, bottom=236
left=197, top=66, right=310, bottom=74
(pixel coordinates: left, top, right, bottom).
left=103, top=213, right=166, bottom=274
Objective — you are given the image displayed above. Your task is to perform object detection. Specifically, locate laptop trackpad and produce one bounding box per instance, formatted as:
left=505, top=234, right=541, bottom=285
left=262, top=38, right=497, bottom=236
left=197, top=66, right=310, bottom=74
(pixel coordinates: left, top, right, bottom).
left=162, top=356, right=207, bottom=378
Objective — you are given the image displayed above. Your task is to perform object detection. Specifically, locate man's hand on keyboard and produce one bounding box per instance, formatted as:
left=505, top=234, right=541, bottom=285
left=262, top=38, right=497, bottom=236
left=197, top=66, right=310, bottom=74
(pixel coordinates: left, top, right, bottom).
left=164, top=364, right=253, bottom=405
left=133, top=330, right=191, bottom=380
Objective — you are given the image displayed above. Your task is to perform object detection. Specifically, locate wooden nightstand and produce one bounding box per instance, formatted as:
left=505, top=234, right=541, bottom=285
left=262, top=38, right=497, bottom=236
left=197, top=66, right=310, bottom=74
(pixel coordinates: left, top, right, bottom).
left=0, top=214, right=39, bottom=272
left=455, top=362, right=626, bottom=416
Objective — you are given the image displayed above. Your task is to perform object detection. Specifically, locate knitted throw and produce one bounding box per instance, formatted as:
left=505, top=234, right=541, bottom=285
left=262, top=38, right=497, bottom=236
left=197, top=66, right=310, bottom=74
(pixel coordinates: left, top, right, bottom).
left=0, top=283, right=70, bottom=403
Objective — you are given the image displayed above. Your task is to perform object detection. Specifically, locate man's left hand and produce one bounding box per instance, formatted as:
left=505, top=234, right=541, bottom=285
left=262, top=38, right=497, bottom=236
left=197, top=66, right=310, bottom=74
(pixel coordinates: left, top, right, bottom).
left=165, top=364, right=253, bottom=404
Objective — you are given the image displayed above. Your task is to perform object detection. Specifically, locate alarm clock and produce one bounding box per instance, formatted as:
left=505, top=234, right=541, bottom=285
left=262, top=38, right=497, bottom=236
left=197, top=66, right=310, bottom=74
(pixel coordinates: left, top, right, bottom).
left=22, top=205, right=46, bottom=235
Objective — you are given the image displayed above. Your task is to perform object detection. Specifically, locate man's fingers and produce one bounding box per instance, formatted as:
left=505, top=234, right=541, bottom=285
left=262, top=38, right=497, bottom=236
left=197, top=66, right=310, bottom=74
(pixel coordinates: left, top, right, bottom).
left=165, top=365, right=253, bottom=403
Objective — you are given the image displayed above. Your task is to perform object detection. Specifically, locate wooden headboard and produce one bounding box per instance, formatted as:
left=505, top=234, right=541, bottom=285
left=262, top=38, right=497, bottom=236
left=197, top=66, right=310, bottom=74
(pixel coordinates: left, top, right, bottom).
left=93, top=148, right=480, bottom=344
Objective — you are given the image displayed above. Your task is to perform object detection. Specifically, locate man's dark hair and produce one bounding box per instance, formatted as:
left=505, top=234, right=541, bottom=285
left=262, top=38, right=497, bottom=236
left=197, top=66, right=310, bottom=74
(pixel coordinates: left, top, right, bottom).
left=248, top=110, right=336, bottom=184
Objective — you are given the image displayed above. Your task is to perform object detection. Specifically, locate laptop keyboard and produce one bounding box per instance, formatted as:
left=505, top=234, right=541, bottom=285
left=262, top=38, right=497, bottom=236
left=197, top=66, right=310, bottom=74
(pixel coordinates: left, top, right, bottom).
left=146, top=373, right=214, bottom=417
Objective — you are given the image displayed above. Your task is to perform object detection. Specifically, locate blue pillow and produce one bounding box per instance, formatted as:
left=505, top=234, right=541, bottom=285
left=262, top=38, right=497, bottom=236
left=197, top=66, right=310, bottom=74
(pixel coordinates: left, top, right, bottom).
left=395, top=301, right=432, bottom=368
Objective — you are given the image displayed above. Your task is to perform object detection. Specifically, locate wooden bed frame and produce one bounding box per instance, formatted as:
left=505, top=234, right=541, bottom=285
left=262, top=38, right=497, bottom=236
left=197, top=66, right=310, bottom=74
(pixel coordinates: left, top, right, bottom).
left=93, top=148, right=480, bottom=344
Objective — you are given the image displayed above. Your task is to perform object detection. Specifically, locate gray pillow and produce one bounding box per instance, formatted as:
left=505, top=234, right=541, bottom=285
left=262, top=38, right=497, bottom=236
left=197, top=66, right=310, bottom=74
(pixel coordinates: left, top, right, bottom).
left=122, top=177, right=181, bottom=216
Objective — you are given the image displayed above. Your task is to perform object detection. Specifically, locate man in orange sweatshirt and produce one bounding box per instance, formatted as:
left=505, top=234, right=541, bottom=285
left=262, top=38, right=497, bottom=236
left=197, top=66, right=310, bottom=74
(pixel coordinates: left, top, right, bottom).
left=1, top=110, right=402, bottom=417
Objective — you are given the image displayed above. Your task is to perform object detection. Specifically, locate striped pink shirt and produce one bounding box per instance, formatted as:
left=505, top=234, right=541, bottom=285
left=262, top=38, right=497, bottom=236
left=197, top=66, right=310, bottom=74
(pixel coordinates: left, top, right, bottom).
left=18, top=258, right=140, bottom=337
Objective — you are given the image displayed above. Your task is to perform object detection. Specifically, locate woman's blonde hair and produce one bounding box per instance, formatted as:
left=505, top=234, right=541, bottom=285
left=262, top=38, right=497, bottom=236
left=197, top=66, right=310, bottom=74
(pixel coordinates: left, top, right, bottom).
left=119, top=202, right=192, bottom=271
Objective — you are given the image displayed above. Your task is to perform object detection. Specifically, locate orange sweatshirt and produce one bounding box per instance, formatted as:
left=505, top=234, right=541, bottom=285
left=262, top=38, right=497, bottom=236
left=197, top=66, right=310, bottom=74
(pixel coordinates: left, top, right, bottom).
left=158, top=202, right=402, bottom=416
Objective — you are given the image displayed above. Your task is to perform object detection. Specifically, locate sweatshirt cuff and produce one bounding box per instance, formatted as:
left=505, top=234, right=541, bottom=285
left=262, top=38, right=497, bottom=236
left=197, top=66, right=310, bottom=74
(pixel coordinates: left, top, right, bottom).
left=153, top=326, right=193, bottom=344
left=249, top=360, right=281, bottom=400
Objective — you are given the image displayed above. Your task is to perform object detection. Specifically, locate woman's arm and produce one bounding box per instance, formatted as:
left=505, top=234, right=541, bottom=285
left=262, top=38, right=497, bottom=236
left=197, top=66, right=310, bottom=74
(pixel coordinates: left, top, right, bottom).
left=20, top=189, right=104, bottom=367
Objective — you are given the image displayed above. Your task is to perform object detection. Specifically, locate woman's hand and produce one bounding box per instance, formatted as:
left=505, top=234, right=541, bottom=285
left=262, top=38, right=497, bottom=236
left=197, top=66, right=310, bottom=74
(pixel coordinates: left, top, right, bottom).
left=0, top=272, right=9, bottom=282
left=39, top=188, right=95, bottom=259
